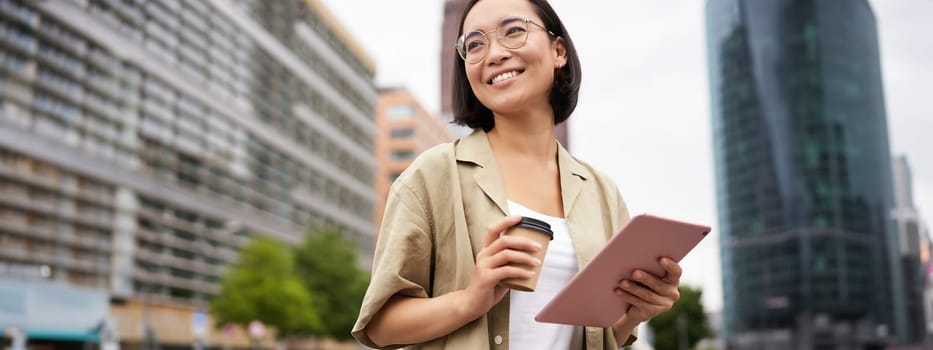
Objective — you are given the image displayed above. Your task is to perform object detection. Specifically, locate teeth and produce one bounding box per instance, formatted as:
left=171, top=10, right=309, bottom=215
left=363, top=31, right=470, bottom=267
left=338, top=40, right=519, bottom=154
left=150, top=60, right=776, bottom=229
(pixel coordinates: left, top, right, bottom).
left=492, top=71, right=520, bottom=84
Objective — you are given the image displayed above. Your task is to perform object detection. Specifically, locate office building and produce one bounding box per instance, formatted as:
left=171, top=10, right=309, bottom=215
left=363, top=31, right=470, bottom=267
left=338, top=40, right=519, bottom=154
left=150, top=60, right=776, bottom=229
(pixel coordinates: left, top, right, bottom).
left=374, top=87, right=454, bottom=229
left=892, top=155, right=932, bottom=345
left=706, top=0, right=907, bottom=348
left=0, top=0, right=377, bottom=348
left=440, top=0, right=569, bottom=146
left=926, top=237, right=933, bottom=344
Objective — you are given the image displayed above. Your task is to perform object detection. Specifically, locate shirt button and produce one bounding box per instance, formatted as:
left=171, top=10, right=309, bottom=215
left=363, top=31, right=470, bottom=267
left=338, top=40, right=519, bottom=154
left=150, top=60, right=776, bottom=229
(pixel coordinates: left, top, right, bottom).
left=494, top=335, right=503, bottom=345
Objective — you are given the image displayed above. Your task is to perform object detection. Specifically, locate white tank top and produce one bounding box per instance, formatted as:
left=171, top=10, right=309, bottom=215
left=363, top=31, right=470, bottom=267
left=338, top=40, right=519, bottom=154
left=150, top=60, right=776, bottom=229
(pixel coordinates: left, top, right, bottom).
left=506, top=200, right=582, bottom=350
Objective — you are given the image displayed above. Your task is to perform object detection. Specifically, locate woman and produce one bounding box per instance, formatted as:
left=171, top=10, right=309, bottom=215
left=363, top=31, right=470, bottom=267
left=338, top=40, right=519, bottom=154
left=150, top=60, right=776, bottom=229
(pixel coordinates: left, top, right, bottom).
left=353, top=0, right=683, bottom=348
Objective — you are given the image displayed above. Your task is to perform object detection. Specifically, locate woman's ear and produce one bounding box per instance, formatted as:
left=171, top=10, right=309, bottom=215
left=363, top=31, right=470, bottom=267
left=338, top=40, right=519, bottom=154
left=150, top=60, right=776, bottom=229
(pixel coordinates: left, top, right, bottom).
left=553, top=37, right=567, bottom=68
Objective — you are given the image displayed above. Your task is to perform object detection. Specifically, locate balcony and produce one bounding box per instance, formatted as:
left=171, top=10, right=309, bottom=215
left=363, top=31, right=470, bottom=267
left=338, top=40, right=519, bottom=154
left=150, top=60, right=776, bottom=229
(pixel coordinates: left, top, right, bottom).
left=36, top=46, right=85, bottom=80
left=122, top=67, right=142, bottom=87
left=0, top=219, right=56, bottom=243
left=215, top=247, right=238, bottom=264
left=35, top=70, right=84, bottom=103
left=207, top=30, right=234, bottom=52
left=37, top=21, right=87, bottom=58
left=83, top=92, right=120, bottom=122
left=178, top=45, right=207, bottom=69
left=0, top=22, right=38, bottom=56
left=76, top=186, right=113, bottom=206
left=206, top=56, right=233, bottom=80
left=0, top=245, right=58, bottom=268
left=86, top=48, right=119, bottom=74
left=144, top=1, right=179, bottom=29
left=0, top=51, right=35, bottom=85
left=64, top=232, right=113, bottom=252
left=158, top=234, right=195, bottom=253
left=185, top=0, right=208, bottom=16
left=33, top=94, right=81, bottom=125
left=179, top=10, right=207, bottom=35
left=139, top=252, right=222, bottom=278
left=134, top=249, right=191, bottom=273
left=85, top=73, right=121, bottom=100
left=59, top=208, right=112, bottom=230
left=138, top=118, right=173, bottom=142
left=132, top=269, right=162, bottom=284
left=109, top=0, right=144, bottom=26
left=192, top=225, right=237, bottom=248
left=143, top=20, right=177, bottom=50
left=175, top=117, right=204, bottom=137
left=0, top=0, right=39, bottom=28
left=0, top=185, right=31, bottom=207
left=135, top=227, right=161, bottom=244
left=54, top=252, right=108, bottom=274
left=177, top=26, right=207, bottom=50
left=140, top=98, right=174, bottom=122
left=133, top=269, right=202, bottom=292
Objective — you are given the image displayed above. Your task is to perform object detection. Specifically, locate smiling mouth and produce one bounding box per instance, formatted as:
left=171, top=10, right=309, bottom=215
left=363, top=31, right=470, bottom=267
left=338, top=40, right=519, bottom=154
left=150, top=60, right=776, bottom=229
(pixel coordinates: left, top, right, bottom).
left=489, top=70, right=525, bottom=84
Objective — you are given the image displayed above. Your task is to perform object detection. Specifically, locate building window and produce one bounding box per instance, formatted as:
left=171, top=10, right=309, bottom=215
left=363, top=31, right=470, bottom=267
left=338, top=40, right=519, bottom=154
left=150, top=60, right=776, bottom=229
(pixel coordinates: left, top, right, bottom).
left=389, top=150, right=415, bottom=161
left=387, top=104, right=416, bottom=119
left=389, top=128, right=414, bottom=139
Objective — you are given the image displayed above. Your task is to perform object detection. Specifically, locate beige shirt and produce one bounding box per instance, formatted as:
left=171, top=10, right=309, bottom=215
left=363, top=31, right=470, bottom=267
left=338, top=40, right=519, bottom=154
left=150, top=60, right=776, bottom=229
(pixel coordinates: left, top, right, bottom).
left=353, top=130, right=636, bottom=349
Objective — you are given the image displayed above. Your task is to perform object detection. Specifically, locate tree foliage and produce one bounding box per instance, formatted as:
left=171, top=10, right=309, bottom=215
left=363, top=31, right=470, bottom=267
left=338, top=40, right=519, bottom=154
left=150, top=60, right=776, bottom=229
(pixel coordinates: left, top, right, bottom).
left=210, top=237, right=324, bottom=336
left=294, top=228, right=370, bottom=340
left=648, top=285, right=713, bottom=350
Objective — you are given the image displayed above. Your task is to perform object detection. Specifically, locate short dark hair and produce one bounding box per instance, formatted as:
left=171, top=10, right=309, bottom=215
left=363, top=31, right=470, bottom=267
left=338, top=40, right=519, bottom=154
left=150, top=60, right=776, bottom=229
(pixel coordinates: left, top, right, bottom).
left=451, top=0, right=582, bottom=131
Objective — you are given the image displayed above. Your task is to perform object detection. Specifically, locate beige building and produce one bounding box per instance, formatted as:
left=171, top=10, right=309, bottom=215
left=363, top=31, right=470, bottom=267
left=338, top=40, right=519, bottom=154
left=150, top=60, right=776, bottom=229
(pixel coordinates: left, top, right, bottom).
left=374, top=88, right=454, bottom=230
left=0, top=0, right=376, bottom=348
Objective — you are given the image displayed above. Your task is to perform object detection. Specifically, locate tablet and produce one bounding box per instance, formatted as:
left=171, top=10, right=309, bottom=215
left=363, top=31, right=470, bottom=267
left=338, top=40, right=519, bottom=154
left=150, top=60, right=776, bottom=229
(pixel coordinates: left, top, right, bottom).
left=534, top=214, right=710, bottom=327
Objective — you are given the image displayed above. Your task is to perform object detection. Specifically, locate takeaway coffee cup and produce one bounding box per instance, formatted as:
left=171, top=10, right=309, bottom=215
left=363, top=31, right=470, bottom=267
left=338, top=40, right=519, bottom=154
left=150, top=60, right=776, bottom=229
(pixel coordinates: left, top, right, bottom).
left=498, top=216, right=554, bottom=292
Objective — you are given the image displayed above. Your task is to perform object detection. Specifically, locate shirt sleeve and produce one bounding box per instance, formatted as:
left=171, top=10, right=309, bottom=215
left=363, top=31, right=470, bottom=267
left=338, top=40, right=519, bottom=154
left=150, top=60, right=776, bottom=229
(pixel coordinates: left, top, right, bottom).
left=351, top=180, right=434, bottom=349
left=613, top=186, right=631, bottom=233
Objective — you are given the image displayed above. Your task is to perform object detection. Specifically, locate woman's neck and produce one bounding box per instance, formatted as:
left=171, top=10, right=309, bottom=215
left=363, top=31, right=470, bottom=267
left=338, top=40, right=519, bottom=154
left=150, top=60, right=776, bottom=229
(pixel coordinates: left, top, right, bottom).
left=487, top=107, right=557, bottom=161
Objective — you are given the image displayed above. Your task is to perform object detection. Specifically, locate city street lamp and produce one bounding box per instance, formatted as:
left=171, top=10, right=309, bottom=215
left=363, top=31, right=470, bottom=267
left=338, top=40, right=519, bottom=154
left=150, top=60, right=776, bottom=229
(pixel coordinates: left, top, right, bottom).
left=5, top=327, right=26, bottom=350
left=248, top=320, right=265, bottom=350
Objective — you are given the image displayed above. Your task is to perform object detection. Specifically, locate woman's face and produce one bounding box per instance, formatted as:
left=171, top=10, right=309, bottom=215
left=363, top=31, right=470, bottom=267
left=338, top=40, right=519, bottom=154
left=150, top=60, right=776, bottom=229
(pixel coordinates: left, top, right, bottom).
left=461, top=0, right=566, bottom=117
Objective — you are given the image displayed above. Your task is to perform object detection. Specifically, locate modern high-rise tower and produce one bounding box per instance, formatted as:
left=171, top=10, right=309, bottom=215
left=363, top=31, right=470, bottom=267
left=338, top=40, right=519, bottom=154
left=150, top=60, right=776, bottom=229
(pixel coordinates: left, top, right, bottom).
left=892, top=156, right=933, bottom=344
left=706, top=0, right=907, bottom=348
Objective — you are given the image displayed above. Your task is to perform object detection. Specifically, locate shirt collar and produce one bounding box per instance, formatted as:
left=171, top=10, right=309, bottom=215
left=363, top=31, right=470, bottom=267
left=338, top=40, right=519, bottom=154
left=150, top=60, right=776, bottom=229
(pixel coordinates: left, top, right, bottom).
left=454, top=129, right=590, bottom=217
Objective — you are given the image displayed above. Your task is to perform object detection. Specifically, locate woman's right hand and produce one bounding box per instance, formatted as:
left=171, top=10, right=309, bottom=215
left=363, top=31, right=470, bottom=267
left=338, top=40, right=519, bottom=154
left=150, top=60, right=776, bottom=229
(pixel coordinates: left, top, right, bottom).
left=459, top=215, right=543, bottom=318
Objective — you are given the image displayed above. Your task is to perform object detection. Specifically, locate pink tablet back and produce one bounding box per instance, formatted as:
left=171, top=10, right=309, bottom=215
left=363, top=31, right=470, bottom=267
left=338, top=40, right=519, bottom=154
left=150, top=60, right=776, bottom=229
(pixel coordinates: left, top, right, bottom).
left=535, top=214, right=710, bottom=327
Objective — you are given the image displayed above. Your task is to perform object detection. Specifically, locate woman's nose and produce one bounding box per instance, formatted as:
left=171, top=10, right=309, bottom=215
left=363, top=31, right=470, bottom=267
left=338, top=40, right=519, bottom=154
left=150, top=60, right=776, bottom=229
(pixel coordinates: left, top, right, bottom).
left=485, top=37, right=511, bottom=64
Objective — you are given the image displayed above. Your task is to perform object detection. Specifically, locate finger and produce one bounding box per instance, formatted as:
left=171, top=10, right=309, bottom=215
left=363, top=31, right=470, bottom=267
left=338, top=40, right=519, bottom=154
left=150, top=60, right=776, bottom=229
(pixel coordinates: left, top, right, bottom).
left=659, top=258, right=682, bottom=283
left=487, top=234, right=542, bottom=255
left=629, top=269, right=668, bottom=294
left=490, top=265, right=536, bottom=282
left=617, top=280, right=667, bottom=307
left=615, top=288, right=667, bottom=316
left=477, top=234, right=539, bottom=263
left=484, top=249, right=541, bottom=269
left=484, top=216, right=523, bottom=248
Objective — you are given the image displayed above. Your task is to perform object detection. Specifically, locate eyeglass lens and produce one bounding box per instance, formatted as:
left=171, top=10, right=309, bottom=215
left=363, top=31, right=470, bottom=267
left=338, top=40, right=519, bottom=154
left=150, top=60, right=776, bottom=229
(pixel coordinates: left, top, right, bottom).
left=459, top=17, right=529, bottom=63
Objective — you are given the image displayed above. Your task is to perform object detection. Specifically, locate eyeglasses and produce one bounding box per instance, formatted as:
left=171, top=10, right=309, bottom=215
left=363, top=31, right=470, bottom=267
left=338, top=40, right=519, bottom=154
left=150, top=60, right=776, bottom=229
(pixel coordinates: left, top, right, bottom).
left=456, top=16, right=556, bottom=64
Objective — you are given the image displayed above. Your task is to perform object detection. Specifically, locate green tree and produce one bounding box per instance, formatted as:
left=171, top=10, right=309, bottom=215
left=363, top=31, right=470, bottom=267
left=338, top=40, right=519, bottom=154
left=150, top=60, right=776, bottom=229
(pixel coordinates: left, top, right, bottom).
left=648, top=285, right=713, bottom=350
left=294, top=227, right=370, bottom=340
left=210, top=236, right=324, bottom=336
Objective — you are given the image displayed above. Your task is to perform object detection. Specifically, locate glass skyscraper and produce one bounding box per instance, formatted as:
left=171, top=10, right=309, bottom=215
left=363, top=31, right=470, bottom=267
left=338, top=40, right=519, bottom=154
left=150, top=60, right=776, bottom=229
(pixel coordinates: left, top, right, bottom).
left=706, top=0, right=907, bottom=348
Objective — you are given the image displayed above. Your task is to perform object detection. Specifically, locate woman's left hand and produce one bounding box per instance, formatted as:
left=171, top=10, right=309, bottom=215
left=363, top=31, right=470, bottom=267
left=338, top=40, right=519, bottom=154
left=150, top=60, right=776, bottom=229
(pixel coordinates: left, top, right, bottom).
left=614, top=257, right=682, bottom=324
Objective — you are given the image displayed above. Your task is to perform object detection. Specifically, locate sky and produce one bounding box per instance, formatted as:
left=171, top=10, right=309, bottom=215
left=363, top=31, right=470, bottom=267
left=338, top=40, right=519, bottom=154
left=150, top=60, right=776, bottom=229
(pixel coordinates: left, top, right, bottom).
left=320, top=0, right=933, bottom=312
